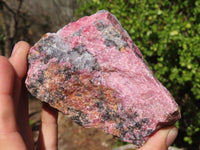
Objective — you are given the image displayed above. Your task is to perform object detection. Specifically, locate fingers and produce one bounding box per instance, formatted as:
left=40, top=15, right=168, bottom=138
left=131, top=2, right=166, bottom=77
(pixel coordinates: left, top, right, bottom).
left=0, top=56, right=15, bottom=95
left=138, top=126, right=178, bottom=150
left=37, top=103, right=58, bottom=150
left=8, top=41, right=30, bottom=110
left=0, top=42, right=32, bottom=149
left=9, top=41, right=30, bottom=80
left=166, top=127, right=178, bottom=147
left=0, top=56, right=17, bottom=134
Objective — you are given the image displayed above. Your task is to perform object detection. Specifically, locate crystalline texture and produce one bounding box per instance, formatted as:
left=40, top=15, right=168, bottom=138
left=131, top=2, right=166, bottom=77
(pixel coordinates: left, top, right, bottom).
left=25, top=10, right=181, bottom=146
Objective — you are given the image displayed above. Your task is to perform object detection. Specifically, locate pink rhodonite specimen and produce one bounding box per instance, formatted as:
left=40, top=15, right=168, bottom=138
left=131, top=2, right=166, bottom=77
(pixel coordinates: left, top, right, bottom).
left=25, top=10, right=181, bottom=146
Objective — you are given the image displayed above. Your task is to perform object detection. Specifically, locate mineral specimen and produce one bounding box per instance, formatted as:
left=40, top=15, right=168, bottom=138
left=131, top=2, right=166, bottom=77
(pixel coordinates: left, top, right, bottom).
left=25, top=10, right=181, bottom=146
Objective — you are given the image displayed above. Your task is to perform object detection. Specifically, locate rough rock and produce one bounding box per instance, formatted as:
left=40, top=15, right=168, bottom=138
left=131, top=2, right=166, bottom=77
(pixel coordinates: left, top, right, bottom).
left=25, top=10, right=181, bottom=146
left=112, top=144, right=184, bottom=150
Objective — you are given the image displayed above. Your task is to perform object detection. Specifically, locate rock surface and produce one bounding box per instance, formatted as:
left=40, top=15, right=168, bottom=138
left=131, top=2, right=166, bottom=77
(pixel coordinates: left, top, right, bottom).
left=25, top=10, right=181, bottom=146
left=112, top=144, right=184, bottom=150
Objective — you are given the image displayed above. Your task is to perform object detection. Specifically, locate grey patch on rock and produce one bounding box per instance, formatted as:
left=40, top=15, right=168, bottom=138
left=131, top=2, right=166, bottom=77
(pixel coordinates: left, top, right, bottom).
left=96, top=101, right=105, bottom=112
left=103, top=25, right=128, bottom=50
left=67, top=107, right=90, bottom=126
left=37, top=34, right=70, bottom=62
left=73, top=28, right=83, bottom=36
left=94, top=20, right=108, bottom=31
left=69, top=44, right=100, bottom=71
left=104, top=39, right=118, bottom=47
left=37, top=35, right=100, bottom=71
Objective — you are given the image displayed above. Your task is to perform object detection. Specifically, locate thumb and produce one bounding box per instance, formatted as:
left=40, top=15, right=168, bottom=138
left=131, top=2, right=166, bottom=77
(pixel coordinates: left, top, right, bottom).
left=139, top=126, right=178, bottom=150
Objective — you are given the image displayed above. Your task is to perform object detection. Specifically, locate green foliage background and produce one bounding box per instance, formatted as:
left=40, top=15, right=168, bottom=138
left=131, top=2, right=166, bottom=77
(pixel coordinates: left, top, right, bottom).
left=76, top=0, right=200, bottom=149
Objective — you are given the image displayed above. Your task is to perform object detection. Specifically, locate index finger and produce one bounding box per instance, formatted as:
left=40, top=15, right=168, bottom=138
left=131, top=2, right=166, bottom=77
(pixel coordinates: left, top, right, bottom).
left=9, top=41, right=30, bottom=80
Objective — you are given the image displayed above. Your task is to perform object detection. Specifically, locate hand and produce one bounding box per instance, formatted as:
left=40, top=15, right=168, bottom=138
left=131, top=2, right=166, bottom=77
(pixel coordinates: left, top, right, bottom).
left=0, top=41, right=58, bottom=150
left=0, top=41, right=178, bottom=150
left=138, top=126, right=178, bottom=150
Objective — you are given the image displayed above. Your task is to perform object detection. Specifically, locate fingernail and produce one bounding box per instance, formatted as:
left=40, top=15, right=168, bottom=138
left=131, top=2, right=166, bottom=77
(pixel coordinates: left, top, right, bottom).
left=11, top=42, right=20, bottom=56
left=11, top=41, right=30, bottom=57
left=166, top=127, right=178, bottom=147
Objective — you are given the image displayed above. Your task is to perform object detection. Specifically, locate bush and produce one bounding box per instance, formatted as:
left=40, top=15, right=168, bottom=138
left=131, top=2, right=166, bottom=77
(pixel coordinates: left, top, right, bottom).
left=76, top=0, right=200, bottom=149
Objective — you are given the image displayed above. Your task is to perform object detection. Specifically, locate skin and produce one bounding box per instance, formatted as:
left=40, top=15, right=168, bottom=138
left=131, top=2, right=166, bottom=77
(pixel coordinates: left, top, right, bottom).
left=0, top=41, right=178, bottom=150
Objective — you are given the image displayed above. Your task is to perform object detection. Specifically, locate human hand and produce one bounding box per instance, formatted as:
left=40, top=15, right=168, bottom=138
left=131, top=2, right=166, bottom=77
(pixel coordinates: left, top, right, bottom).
left=138, top=126, right=178, bottom=150
left=0, top=41, right=178, bottom=150
left=0, top=41, right=58, bottom=150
